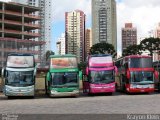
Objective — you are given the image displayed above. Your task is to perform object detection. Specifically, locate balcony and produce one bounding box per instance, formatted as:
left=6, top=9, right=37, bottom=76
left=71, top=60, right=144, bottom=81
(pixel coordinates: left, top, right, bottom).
left=2, top=29, right=40, bottom=37
left=3, top=19, right=22, bottom=26
left=0, top=57, right=6, bottom=62
left=4, top=29, right=22, bottom=34
left=0, top=37, right=45, bottom=46
left=24, top=23, right=40, bottom=29
left=0, top=48, right=40, bottom=54
left=5, top=10, right=22, bottom=16
left=24, top=14, right=41, bottom=19
left=0, top=10, right=3, bottom=13
left=23, top=31, right=40, bottom=37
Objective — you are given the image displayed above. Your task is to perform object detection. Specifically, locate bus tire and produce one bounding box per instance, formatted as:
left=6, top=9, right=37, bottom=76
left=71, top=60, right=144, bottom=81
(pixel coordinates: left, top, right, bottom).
left=7, top=96, right=13, bottom=99
left=158, top=84, right=160, bottom=92
left=88, top=93, right=94, bottom=96
left=30, top=96, right=35, bottom=99
left=123, top=84, right=127, bottom=94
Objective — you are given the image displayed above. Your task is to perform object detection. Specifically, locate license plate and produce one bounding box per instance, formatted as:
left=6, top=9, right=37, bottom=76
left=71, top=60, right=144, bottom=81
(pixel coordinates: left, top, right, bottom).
left=140, top=89, right=145, bottom=92
left=17, top=94, right=23, bottom=96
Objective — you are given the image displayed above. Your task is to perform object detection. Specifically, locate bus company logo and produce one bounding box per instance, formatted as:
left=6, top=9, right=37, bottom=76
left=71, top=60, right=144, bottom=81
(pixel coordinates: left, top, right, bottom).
left=127, top=114, right=160, bottom=120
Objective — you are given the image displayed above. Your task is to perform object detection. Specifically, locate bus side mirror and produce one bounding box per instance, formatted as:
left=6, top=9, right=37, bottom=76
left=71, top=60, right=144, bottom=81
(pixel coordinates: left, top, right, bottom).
left=154, top=71, right=159, bottom=79
left=127, top=71, right=130, bottom=80
left=114, top=66, right=118, bottom=75
left=79, top=71, right=82, bottom=80
left=1, top=68, right=5, bottom=78
left=86, top=67, right=88, bottom=75
left=34, top=68, right=37, bottom=76
left=46, top=72, right=50, bottom=81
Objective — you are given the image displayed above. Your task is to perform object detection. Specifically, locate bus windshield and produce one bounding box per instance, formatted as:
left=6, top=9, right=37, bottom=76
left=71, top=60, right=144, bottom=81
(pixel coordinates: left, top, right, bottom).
left=130, top=71, right=153, bottom=84
left=6, top=71, right=34, bottom=86
left=129, top=58, right=152, bottom=68
left=90, top=70, right=114, bottom=84
left=51, top=72, right=78, bottom=87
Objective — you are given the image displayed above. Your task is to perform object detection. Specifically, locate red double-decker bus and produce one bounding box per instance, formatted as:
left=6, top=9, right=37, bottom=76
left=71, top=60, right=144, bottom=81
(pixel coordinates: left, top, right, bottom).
left=153, top=61, right=160, bottom=92
left=115, top=55, right=158, bottom=93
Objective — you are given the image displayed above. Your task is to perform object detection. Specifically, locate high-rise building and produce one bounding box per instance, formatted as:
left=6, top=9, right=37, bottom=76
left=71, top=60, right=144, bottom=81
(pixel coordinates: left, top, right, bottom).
left=155, top=23, right=160, bottom=38
left=85, top=28, right=92, bottom=58
left=56, top=33, right=65, bottom=55
left=152, top=23, right=160, bottom=61
left=11, top=0, right=52, bottom=67
left=0, top=1, right=44, bottom=68
left=65, top=10, right=85, bottom=62
left=92, top=0, right=117, bottom=50
left=122, top=23, right=137, bottom=50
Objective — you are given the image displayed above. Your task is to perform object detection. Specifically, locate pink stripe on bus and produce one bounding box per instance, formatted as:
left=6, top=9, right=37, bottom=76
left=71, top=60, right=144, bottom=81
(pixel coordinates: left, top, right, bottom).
left=89, top=63, right=113, bottom=67
left=89, top=67, right=115, bottom=71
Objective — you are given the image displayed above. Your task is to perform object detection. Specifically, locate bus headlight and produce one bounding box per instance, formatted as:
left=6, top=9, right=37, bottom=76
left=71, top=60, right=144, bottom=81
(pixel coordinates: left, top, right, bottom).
left=149, top=84, right=154, bottom=88
left=110, top=84, right=115, bottom=88
left=73, top=90, right=79, bottom=93
left=51, top=90, right=57, bottom=94
left=5, top=87, right=12, bottom=91
left=130, top=84, right=137, bottom=88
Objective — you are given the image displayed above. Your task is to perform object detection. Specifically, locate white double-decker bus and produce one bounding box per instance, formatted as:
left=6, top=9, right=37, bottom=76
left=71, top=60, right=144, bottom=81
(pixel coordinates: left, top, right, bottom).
left=1, top=53, right=37, bottom=98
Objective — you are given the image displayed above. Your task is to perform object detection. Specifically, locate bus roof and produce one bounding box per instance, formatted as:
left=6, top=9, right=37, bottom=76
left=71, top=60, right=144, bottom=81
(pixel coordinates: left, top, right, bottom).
left=49, top=54, right=76, bottom=58
left=90, top=54, right=112, bottom=57
left=115, top=55, right=152, bottom=63
left=125, top=55, right=152, bottom=58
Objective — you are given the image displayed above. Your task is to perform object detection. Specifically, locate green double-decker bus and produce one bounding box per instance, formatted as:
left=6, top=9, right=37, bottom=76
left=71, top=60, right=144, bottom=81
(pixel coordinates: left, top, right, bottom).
left=45, top=54, right=82, bottom=97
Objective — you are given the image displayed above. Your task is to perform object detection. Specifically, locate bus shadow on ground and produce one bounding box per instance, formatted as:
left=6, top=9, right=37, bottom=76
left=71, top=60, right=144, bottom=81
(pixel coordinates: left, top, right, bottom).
left=79, top=91, right=126, bottom=97
left=0, top=91, right=159, bottom=100
left=120, top=91, right=160, bottom=96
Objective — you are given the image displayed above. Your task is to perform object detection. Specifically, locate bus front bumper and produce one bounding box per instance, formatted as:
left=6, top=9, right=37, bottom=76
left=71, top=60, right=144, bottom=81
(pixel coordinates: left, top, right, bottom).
left=126, top=84, right=155, bottom=93
left=5, top=85, right=35, bottom=96
left=89, top=83, right=115, bottom=93
left=50, top=90, right=79, bottom=97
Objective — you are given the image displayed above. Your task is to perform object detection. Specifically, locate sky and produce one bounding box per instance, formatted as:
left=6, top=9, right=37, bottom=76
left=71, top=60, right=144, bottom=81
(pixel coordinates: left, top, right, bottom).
left=1, top=0, right=160, bottom=55
left=51, top=0, right=160, bottom=55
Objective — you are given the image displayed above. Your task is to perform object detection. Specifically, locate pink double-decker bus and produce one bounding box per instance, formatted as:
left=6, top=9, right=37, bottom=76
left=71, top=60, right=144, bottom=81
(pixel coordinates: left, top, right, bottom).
left=83, top=54, right=117, bottom=95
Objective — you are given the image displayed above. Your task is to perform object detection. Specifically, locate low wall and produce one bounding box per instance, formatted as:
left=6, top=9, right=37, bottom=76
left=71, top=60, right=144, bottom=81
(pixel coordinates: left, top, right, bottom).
left=0, top=77, right=83, bottom=92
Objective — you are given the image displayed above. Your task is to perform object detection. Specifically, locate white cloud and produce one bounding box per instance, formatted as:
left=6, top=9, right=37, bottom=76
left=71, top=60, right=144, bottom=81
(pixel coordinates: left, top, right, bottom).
left=0, top=0, right=11, bottom=2
left=117, top=0, right=160, bottom=54
left=1, top=0, right=160, bottom=56
left=122, top=0, right=160, bottom=8
left=52, top=0, right=91, bottom=23
left=52, top=0, right=160, bottom=55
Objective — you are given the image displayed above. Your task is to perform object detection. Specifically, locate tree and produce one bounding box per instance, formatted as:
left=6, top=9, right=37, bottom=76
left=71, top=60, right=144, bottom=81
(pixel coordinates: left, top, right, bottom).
left=140, top=37, right=160, bottom=56
left=90, top=42, right=116, bottom=56
left=46, top=50, right=55, bottom=61
left=78, top=62, right=87, bottom=71
left=122, top=44, right=142, bottom=56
